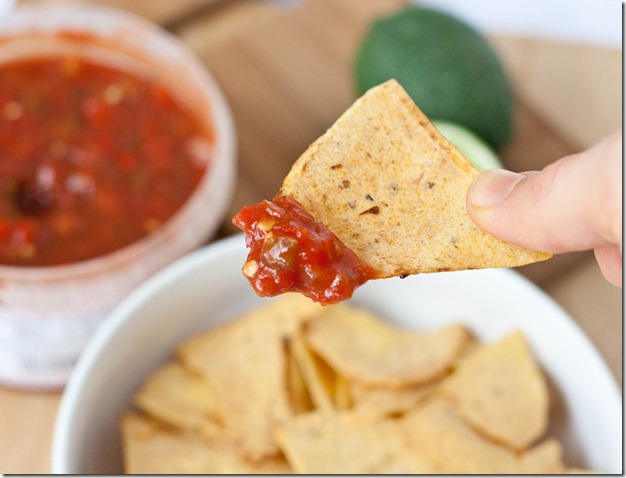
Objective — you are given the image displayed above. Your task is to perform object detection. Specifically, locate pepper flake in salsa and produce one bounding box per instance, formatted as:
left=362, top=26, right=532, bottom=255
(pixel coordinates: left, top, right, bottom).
left=0, top=56, right=213, bottom=266
left=232, top=195, right=379, bottom=304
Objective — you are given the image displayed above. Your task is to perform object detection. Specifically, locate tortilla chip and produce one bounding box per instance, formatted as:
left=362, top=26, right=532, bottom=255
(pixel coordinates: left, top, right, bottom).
left=350, top=381, right=437, bottom=419
left=333, top=373, right=352, bottom=410
left=274, top=410, right=440, bottom=474
left=120, top=412, right=292, bottom=474
left=304, top=304, right=470, bottom=386
left=285, top=333, right=335, bottom=411
left=284, top=337, right=315, bottom=414
left=286, top=331, right=356, bottom=411
left=522, top=439, right=568, bottom=474
left=177, top=293, right=323, bottom=461
left=279, top=79, right=550, bottom=277
left=439, top=331, right=549, bottom=450
left=133, top=361, right=223, bottom=432
left=399, top=398, right=564, bottom=474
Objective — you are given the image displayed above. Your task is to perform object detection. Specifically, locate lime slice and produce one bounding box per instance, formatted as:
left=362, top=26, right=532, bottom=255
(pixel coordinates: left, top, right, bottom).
left=433, top=120, right=502, bottom=171
left=354, top=6, right=514, bottom=150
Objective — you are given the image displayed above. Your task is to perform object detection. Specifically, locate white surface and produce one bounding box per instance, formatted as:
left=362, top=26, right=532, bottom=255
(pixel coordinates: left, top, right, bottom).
left=417, top=0, right=622, bottom=49
left=52, top=235, right=621, bottom=473
left=0, top=0, right=14, bottom=17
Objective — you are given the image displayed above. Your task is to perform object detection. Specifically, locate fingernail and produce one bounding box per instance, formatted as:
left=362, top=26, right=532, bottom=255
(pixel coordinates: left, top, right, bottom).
left=469, top=169, right=526, bottom=207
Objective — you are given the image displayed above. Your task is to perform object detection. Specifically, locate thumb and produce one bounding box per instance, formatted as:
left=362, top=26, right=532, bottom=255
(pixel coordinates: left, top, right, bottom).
left=466, top=131, right=622, bottom=255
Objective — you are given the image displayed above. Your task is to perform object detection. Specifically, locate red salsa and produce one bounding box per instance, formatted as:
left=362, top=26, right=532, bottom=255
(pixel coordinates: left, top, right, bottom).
left=232, top=195, right=379, bottom=304
left=0, top=56, right=213, bottom=266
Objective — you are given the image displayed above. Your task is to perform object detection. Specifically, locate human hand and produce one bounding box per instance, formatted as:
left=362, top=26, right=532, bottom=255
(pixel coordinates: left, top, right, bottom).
left=466, top=131, right=622, bottom=287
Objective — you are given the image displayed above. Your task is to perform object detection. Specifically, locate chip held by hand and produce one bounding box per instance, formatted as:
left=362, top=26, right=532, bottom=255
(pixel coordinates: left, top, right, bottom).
left=233, top=80, right=551, bottom=303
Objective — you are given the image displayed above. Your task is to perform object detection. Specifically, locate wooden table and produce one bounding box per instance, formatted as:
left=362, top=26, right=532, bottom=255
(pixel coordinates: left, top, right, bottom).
left=1, top=0, right=621, bottom=473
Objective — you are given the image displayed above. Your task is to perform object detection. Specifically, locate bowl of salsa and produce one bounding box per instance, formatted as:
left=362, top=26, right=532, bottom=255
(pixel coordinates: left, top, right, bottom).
left=0, top=4, right=236, bottom=389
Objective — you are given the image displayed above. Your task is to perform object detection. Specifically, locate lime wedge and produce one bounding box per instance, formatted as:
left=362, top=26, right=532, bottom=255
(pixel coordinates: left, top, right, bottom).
left=433, top=120, right=502, bottom=171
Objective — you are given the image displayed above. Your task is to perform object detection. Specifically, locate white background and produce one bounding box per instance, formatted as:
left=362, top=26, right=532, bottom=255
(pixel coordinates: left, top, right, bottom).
left=417, top=0, right=622, bottom=49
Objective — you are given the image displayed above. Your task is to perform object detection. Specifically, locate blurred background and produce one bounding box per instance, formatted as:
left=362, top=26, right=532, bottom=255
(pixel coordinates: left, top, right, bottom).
left=0, top=0, right=621, bottom=473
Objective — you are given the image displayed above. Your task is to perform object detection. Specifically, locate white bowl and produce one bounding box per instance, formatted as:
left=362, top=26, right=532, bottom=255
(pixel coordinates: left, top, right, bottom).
left=52, top=234, right=621, bottom=473
left=0, top=4, right=236, bottom=389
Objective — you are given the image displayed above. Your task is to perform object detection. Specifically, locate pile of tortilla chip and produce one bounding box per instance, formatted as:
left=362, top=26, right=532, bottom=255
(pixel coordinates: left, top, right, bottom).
left=120, top=294, right=591, bottom=474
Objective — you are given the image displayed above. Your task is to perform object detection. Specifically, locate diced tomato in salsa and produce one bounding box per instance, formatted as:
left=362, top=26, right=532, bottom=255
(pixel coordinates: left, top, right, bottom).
left=0, top=55, right=213, bottom=266
left=232, top=195, right=379, bottom=304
